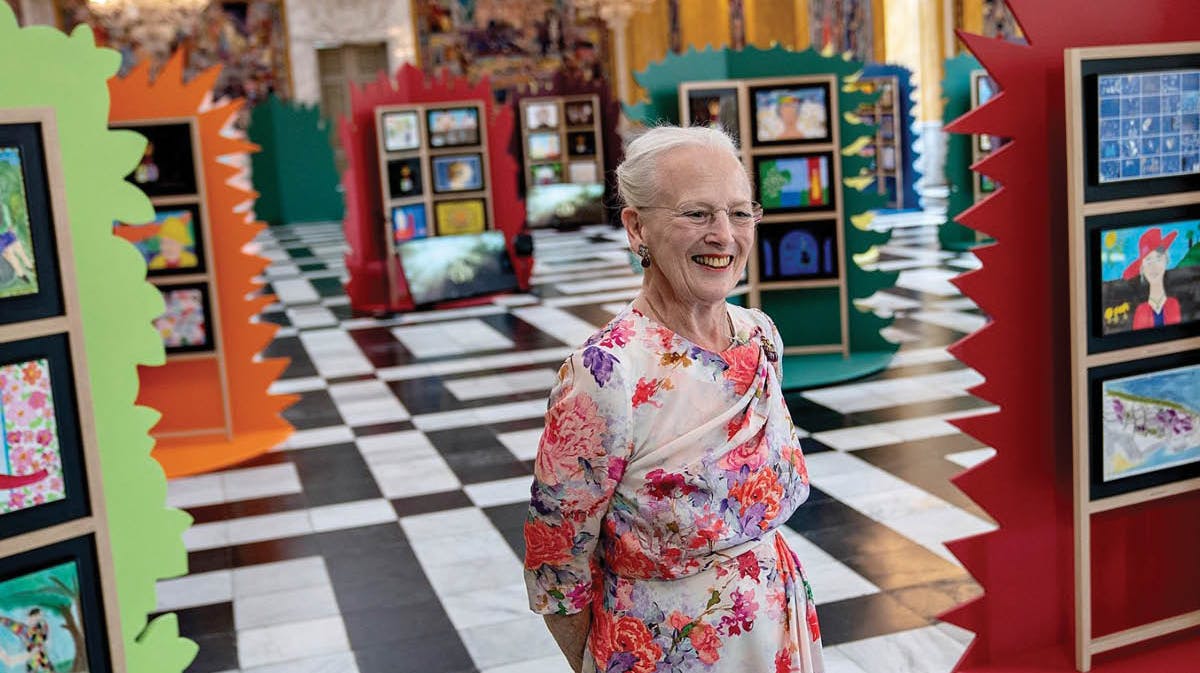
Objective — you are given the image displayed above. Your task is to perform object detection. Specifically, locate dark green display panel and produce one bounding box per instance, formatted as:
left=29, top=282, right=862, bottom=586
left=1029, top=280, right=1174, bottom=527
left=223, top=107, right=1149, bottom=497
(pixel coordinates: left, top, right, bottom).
left=760, top=288, right=842, bottom=347
left=248, top=95, right=344, bottom=225
left=940, top=53, right=984, bottom=251
left=628, top=46, right=899, bottom=369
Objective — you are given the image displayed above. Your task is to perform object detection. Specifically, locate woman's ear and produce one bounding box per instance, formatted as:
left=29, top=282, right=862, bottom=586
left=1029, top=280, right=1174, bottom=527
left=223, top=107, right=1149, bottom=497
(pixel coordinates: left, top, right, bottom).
left=622, top=206, right=643, bottom=250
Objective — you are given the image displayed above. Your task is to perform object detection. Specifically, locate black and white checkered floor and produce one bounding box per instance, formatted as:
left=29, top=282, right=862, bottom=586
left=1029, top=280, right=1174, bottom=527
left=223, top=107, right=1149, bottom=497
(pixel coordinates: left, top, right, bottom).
left=156, top=212, right=995, bottom=673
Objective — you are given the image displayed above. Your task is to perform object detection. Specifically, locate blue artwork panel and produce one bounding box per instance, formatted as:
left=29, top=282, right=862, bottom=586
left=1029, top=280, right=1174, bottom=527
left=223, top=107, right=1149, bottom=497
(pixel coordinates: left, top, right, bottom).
left=1096, top=68, right=1200, bottom=183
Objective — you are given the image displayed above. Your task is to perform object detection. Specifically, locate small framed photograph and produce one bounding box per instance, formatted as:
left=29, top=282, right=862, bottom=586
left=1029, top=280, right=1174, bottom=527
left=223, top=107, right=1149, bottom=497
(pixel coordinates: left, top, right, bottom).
left=757, top=220, right=839, bottom=281
left=434, top=198, right=487, bottom=235
left=753, top=152, right=836, bottom=214
left=155, top=283, right=215, bottom=354
left=564, top=100, right=595, bottom=126
left=750, top=81, right=833, bottom=147
left=567, top=131, right=596, bottom=157
left=685, top=87, right=740, bottom=141
left=120, top=122, right=198, bottom=197
left=0, top=535, right=113, bottom=673
left=1086, top=207, right=1200, bottom=354
left=881, top=145, right=897, bottom=171
left=1089, top=350, right=1200, bottom=500
left=113, top=204, right=206, bottom=277
left=387, top=157, right=423, bottom=199
left=531, top=163, right=563, bottom=186
left=431, top=153, right=485, bottom=193
left=567, top=161, right=598, bottom=185
left=391, top=204, right=429, bottom=243
left=427, top=107, right=481, bottom=148
left=0, top=123, right=65, bottom=324
left=382, top=110, right=421, bottom=152
left=0, top=333, right=91, bottom=541
left=525, top=102, right=559, bottom=130
left=978, top=174, right=997, bottom=194
left=527, top=132, right=562, bottom=162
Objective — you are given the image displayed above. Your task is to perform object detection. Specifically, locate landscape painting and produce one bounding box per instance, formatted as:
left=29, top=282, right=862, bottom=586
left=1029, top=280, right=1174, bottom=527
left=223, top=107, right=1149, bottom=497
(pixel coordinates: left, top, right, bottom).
left=1101, top=363, right=1200, bottom=483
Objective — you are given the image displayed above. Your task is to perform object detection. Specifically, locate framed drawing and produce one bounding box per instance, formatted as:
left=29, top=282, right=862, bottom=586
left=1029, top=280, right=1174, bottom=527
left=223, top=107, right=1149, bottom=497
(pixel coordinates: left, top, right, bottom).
left=1088, top=350, right=1200, bottom=500
left=1085, top=206, right=1200, bottom=353
left=685, top=87, right=740, bottom=137
left=564, top=100, right=595, bottom=126
left=112, top=203, right=206, bottom=277
left=531, top=163, right=563, bottom=186
left=757, top=220, right=840, bottom=281
left=0, top=535, right=112, bottom=673
left=567, top=161, right=597, bottom=185
left=391, top=204, right=429, bottom=243
left=0, top=333, right=90, bottom=541
left=433, top=199, right=487, bottom=236
left=525, top=102, right=559, bottom=131
left=1080, top=52, right=1200, bottom=202
left=527, top=132, right=562, bottom=162
left=749, top=81, right=833, bottom=147
left=154, top=283, right=215, bottom=354
left=426, top=107, right=480, bottom=148
left=120, top=122, right=198, bottom=197
left=753, top=152, right=837, bottom=214
left=431, top=154, right=485, bottom=194
left=386, top=157, right=423, bottom=199
left=0, top=122, right=64, bottom=325
left=567, top=131, right=596, bottom=157
left=382, top=110, right=421, bottom=152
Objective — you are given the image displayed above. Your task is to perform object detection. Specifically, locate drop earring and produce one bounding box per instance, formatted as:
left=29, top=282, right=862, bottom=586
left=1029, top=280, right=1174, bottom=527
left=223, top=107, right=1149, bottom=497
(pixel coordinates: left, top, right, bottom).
left=637, top=244, right=652, bottom=268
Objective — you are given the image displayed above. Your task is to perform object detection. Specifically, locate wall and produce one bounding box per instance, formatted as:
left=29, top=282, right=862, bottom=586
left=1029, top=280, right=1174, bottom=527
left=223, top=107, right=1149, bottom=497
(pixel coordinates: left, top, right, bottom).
left=285, top=0, right=417, bottom=106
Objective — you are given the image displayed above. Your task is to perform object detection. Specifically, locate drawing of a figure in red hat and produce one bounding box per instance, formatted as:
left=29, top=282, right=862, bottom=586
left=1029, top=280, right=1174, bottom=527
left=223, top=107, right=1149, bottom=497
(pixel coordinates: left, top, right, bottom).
left=1123, top=227, right=1182, bottom=330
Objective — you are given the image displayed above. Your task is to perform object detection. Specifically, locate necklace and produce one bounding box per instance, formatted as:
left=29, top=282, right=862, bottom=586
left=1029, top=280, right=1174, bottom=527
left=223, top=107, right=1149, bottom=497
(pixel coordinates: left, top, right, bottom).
left=639, top=295, right=736, bottom=347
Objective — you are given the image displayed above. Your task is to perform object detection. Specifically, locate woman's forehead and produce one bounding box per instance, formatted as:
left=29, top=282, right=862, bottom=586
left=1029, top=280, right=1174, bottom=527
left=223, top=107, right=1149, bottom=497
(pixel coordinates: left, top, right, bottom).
left=657, top=148, right=750, bottom=198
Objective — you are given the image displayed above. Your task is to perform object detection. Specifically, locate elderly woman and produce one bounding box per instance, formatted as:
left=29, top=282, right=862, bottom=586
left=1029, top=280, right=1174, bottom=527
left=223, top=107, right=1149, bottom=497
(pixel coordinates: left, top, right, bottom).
left=524, top=125, right=823, bottom=673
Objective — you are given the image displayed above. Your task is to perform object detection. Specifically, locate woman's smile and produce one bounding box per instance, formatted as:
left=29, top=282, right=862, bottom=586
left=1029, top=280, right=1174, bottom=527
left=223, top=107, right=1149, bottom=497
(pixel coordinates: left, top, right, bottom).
left=692, top=254, right=734, bottom=270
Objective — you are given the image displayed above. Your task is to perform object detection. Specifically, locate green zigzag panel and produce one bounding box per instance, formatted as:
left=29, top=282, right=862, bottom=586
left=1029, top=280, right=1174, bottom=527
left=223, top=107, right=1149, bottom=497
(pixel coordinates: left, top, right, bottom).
left=0, top=8, right=196, bottom=671
left=940, top=53, right=983, bottom=251
left=249, top=94, right=345, bottom=226
left=628, top=46, right=898, bottom=365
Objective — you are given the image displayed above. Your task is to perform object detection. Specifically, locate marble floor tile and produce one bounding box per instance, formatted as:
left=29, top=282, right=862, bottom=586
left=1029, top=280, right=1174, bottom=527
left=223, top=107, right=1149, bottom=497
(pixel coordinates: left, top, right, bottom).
left=945, top=447, right=996, bottom=470
left=279, top=425, right=356, bottom=452
left=233, top=557, right=331, bottom=598
left=836, top=625, right=966, bottom=673
left=309, top=499, right=398, bottom=533
left=553, top=274, right=643, bottom=296
left=166, top=474, right=225, bottom=509
left=391, top=319, right=514, bottom=359
left=272, top=278, right=321, bottom=305
left=481, top=653, right=573, bottom=673
left=412, top=399, right=547, bottom=432
left=220, top=463, right=303, bottom=503
left=236, top=616, right=352, bottom=669
left=241, top=651, right=359, bottom=673
left=438, top=581, right=531, bottom=631
left=909, top=310, right=988, bottom=335
left=156, top=569, right=233, bottom=612
left=443, top=368, right=557, bottom=401
left=512, top=305, right=602, bottom=347
left=269, top=376, right=329, bottom=395
left=234, top=583, right=341, bottom=630
left=287, top=305, right=339, bottom=329
left=464, top=476, right=535, bottom=508
left=299, top=329, right=374, bottom=378
left=459, top=615, right=562, bottom=670
left=328, top=379, right=410, bottom=426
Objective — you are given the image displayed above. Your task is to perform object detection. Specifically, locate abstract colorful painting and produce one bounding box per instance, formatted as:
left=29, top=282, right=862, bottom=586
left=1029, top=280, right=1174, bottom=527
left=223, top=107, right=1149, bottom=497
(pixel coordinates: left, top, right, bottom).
left=757, top=220, right=839, bottom=281
left=0, top=147, right=38, bottom=299
left=1096, top=68, right=1200, bottom=183
left=755, top=153, right=835, bottom=213
left=382, top=111, right=421, bottom=152
left=0, top=358, right=65, bottom=516
left=434, top=199, right=487, bottom=236
left=392, top=204, right=429, bottom=243
left=0, top=560, right=89, bottom=672
left=1097, top=219, right=1200, bottom=335
left=112, top=206, right=204, bottom=276
left=155, top=285, right=211, bottom=352
left=1101, top=363, right=1200, bottom=482
left=752, top=84, right=832, bottom=145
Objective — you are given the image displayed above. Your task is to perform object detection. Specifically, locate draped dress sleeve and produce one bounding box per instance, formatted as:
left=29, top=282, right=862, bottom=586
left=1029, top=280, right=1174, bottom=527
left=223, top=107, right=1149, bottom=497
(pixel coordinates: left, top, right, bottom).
left=524, top=345, right=634, bottom=615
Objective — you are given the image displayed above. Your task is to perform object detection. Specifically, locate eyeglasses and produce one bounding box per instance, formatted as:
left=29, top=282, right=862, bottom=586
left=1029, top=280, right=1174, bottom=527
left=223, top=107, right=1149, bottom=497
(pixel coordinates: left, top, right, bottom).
left=637, top=202, right=763, bottom=228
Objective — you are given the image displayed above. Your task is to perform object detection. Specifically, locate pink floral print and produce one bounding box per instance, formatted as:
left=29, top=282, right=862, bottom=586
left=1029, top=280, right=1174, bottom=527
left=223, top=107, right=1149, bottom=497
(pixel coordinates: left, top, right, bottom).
left=0, top=358, right=65, bottom=514
left=524, top=304, right=824, bottom=672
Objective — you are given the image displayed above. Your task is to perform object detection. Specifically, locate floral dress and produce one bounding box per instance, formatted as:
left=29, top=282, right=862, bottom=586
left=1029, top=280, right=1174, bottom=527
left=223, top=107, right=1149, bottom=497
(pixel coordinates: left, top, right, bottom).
left=524, top=303, right=824, bottom=673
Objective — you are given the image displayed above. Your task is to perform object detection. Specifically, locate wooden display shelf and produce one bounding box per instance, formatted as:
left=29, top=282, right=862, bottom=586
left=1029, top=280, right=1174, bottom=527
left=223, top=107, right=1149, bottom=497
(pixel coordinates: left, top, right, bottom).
left=681, top=75, right=850, bottom=359
left=855, top=75, right=904, bottom=209
left=517, top=93, right=605, bottom=225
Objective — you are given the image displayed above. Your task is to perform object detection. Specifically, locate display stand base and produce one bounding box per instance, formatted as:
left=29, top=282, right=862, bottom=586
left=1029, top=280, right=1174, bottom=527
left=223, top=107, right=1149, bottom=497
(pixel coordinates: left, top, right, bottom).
left=778, top=350, right=894, bottom=391
left=152, top=428, right=294, bottom=478
left=956, top=631, right=1200, bottom=673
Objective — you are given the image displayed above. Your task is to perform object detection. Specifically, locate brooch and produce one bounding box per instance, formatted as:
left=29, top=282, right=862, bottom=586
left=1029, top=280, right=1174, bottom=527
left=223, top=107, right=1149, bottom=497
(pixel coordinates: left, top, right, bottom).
left=759, top=335, right=778, bottom=362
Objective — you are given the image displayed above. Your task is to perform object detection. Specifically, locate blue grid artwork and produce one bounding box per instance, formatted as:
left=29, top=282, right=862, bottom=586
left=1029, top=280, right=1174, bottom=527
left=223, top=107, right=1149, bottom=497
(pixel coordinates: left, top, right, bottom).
left=1097, top=69, right=1200, bottom=183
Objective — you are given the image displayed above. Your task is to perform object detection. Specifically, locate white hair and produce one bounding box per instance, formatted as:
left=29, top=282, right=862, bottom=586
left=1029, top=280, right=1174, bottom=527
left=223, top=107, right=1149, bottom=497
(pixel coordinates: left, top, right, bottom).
left=615, top=125, right=745, bottom=208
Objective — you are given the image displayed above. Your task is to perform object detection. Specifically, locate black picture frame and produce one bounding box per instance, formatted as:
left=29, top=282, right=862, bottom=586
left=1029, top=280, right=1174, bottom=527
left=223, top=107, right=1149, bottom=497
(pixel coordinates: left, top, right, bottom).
left=564, top=100, right=595, bottom=127
left=0, top=333, right=91, bottom=542
left=748, top=81, right=834, bottom=148
left=119, top=122, right=198, bottom=198
left=1080, top=53, right=1200, bottom=203
left=113, top=203, right=207, bottom=279
left=381, top=110, right=421, bottom=152
left=756, top=220, right=840, bottom=281
left=154, top=282, right=216, bottom=354
left=0, top=535, right=113, bottom=673
left=1085, top=205, right=1200, bottom=354
left=752, top=152, right=838, bottom=215
left=566, top=131, right=597, bottom=157
left=426, top=107, right=481, bottom=148
left=387, top=157, right=424, bottom=199
left=685, top=88, right=740, bottom=140
left=430, top=153, right=485, bottom=194
left=1088, top=349, right=1200, bottom=500
left=0, top=122, right=65, bottom=325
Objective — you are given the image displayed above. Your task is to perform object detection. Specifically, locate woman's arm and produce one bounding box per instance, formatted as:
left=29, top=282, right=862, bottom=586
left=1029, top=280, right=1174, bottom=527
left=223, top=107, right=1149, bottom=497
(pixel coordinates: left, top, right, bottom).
left=544, top=611, right=591, bottom=673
